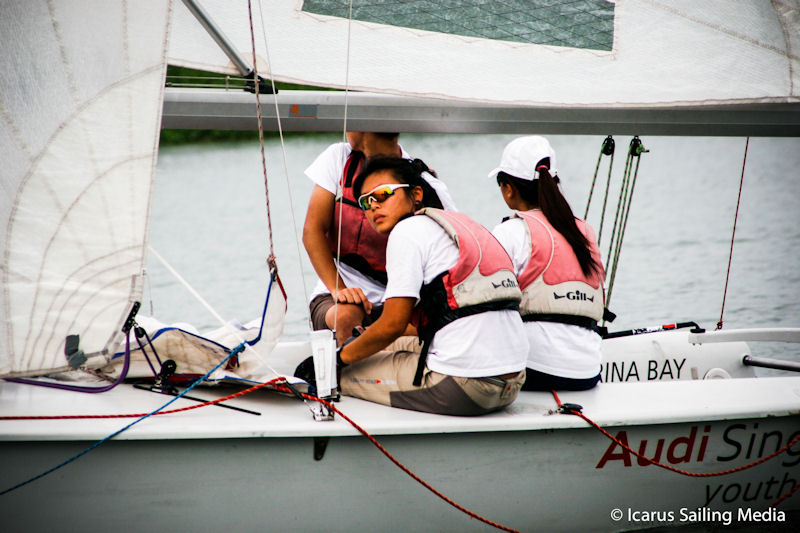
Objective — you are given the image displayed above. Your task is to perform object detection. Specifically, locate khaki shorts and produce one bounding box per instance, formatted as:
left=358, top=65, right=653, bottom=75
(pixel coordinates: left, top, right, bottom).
left=340, top=344, right=525, bottom=416
left=309, top=293, right=383, bottom=331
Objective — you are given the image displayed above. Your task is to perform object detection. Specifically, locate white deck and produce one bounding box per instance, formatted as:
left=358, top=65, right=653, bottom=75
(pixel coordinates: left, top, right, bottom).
left=2, top=376, right=799, bottom=442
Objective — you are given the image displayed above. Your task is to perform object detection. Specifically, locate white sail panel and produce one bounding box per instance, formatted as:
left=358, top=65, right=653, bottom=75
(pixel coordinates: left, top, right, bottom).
left=0, top=0, right=171, bottom=377
left=168, top=0, right=799, bottom=106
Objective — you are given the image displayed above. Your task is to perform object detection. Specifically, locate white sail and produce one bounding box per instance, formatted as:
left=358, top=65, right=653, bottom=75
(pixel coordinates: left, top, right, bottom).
left=168, top=0, right=800, bottom=107
left=0, top=0, right=172, bottom=377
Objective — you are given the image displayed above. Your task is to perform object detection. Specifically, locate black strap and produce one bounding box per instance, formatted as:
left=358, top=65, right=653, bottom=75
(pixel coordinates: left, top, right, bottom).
left=413, top=330, right=435, bottom=387
left=522, top=313, right=599, bottom=331
left=412, top=299, right=521, bottom=386
left=335, top=196, right=360, bottom=208
left=343, top=150, right=364, bottom=188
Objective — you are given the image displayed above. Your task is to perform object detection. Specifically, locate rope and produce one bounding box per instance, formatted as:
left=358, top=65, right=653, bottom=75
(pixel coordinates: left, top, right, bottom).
left=0, top=343, right=246, bottom=496
left=253, top=0, right=312, bottom=307
left=247, top=0, right=275, bottom=265
left=771, top=476, right=800, bottom=508
left=717, top=136, right=749, bottom=330
left=332, top=0, right=357, bottom=336
left=596, top=152, right=615, bottom=246
left=2, top=379, right=519, bottom=532
left=8, top=330, right=132, bottom=394
left=604, top=149, right=632, bottom=271
left=585, top=135, right=615, bottom=229
left=550, top=391, right=800, bottom=505
left=0, top=376, right=284, bottom=421
left=584, top=151, right=604, bottom=220
left=147, top=246, right=282, bottom=379
left=605, top=137, right=647, bottom=309
left=278, top=387, right=522, bottom=533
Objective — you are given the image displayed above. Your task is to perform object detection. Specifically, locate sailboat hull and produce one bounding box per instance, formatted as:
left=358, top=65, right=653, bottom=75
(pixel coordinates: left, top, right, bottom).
left=1, top=378, right=798, bottom=532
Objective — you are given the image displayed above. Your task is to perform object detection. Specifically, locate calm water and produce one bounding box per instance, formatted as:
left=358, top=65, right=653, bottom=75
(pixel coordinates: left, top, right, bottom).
left=148, top=134, right=800, bottom=366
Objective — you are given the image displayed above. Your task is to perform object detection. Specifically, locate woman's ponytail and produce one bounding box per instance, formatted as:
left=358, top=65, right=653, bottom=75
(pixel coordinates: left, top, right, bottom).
left=498, top=160, right=600, bottom=277
left=536, top=167, right=600, bottom=277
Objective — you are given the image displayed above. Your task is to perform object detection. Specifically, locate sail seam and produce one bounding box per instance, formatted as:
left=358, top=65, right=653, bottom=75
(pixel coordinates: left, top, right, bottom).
left=645, top=0, right=800, bottom=61
left=771, top=0, right=797, bottom=96
left=17, top=148, right=150, bottom=367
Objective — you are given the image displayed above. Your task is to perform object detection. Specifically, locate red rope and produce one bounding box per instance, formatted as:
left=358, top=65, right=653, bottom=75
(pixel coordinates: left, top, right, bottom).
left=247, top=0, right=275, bottom=264
left=717, top=136, right=749, bottom=330
left=2, top=380, right=518, bottom=532
left=551, top=390, right=800, bottom=506
left=771, top=476, right=800, bottom=508
left=274, top=385, right=521, bottom=533
left=0, top=378, right=284, bottom=421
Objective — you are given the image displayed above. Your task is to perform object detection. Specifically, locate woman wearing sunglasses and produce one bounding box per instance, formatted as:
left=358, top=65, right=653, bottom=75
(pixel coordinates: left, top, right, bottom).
left=302, top=133, right=456, bottom=348
left=489, top=136, right=607, bottom=392
left=330, top=157, right=528, bottom=415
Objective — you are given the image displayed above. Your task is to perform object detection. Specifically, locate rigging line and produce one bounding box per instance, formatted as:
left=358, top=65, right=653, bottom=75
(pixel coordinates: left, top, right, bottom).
left=606, top=153, right=641, bottom=307
left=2, top=376, right=285, bottom=421
left=585, top=135, right=615, bottom=221
left=275, top=386, right=522, bottom=533
left=247, top=0, right=274, bottom=263
left=595, top=152, right=615, bottom=245
left=594, top=136, right=616, bottom=245
left=254, top=0, right=311, bottom=308
left=332, top=0, right=357, bottom=338
left=148, top=246, right=281, bottom=380
left=584, top=150, right=604, bottom=220
left=0, top=340, right=243, bottom=497
left=604, top=149, right=633, bottom=270
left=606, top=138, right=647, bottom=308
left=717, top=136, right=749, bottom=331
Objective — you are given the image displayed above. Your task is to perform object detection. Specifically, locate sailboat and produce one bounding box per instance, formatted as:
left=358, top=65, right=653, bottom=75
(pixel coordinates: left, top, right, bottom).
left=1, top=1, right=799, bottom=532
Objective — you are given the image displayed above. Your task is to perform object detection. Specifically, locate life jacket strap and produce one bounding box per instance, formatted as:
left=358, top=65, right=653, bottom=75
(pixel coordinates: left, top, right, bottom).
left=412, top=299, right=521, bottom=386
left=522, top=313, right=598, bottom=331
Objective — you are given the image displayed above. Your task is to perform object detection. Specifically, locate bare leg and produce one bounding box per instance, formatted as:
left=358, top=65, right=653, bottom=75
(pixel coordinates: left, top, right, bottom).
left=324, top=302, right=366, bottom=346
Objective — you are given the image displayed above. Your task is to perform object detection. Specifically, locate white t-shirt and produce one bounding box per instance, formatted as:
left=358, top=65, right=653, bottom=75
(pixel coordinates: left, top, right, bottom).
left=305, top=142, right=457, bottom=304
left=385, top=216, right=528, bottom=378
left=492, top=216, right=602, bottom=379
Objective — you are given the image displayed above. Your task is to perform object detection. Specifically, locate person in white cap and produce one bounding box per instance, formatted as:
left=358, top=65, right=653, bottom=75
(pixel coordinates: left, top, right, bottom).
left=489, top=136, right=607, bottom=391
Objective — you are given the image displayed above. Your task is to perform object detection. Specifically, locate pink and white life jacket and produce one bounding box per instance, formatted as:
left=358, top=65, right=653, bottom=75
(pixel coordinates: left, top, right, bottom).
left=410, top=208, right=521, bottom=384
left=512, top=210, right=605, bottom=327
left=326, top=151, right=389, bottom=284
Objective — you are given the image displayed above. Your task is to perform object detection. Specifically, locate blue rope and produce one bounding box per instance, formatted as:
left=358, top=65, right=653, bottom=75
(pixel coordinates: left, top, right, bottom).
left=245, top=268, right=276, bottom=346
left=0, top=342, right=247, bottom=496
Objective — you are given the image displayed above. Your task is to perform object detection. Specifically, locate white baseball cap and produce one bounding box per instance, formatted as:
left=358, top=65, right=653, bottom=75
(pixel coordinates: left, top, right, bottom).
left=488, top=136, right=558, bottom=182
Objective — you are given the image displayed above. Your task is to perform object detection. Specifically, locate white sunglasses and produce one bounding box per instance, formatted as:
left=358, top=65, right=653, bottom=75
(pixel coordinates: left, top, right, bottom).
left=357, top=183, right=409, bottom=210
